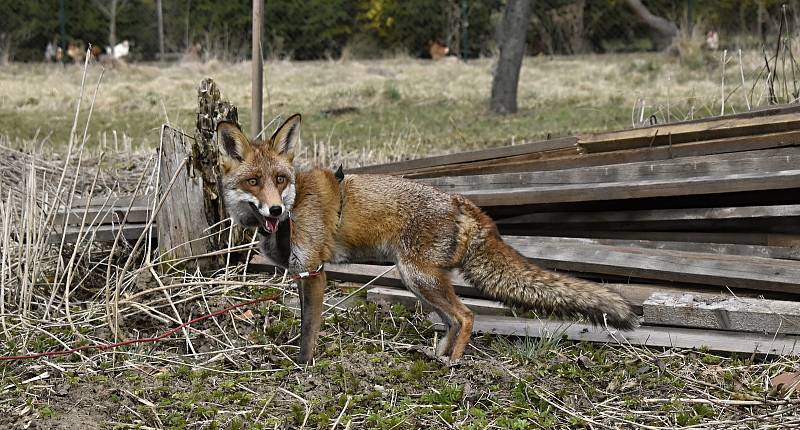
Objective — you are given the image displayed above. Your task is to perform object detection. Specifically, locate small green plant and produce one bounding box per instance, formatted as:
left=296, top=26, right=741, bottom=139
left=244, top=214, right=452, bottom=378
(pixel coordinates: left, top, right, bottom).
left=382, top=82, right=402, bottom=102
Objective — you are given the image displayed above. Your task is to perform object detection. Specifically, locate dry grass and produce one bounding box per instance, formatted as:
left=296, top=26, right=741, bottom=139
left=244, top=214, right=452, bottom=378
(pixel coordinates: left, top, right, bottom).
left=0, top=50, right=781, bottom=167
left=0, top=52, right=799, bottom=428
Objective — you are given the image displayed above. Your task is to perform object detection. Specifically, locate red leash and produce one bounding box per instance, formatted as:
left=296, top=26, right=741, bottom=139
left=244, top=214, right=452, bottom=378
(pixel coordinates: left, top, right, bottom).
left=0, top=295, right=279, bottom=362
left=0, top=268, right=324, bottom=362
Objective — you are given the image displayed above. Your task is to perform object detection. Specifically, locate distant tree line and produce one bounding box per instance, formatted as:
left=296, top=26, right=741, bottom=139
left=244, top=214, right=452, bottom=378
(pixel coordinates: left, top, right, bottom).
left=0, top=0, right=795, bottom=64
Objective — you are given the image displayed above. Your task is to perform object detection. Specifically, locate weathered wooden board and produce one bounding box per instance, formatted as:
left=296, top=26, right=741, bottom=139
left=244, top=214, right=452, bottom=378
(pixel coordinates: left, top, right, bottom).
left=348, top=137, right=578, bottom=175
left=497, top=230, right=800, bottom=248
left=424, top=148, right=800, bottom=190
left=156, top=126, right=214, bottom=264
left=368, top=289, right=800, bottom=354
left=48, top=223, right=153, bottom=243
left=643, top=292, right=800, bottom=335
left=249, top=257, right=792, bottom=315
left=497, top=204, right=800, bottom=225
left=578, top=112, right=800, bottom=153
left=66, top=194, right=152, bottom=208
left=435, top=314, right=800, bottom=356
left=459, top=170, right=800, bottom=206
left=390, top=147, right=578, bottom=178
left=52, top=206, right=151, bottom=225
left=504, top=237, right=800, bottom=294
left=367, top=286, right=511, bottom=316
left=495, top=235, right=800, bottom=260
left=403, top=126, right=800, bottom=179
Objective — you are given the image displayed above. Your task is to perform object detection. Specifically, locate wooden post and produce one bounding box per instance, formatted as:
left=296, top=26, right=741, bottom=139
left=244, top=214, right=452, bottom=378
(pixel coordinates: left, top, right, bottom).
left=251, top=0, right=264, bottom=138
left=155, top=78, right=249, bottom=269
left=194, top=79, right=250, bottom=256
left=157, top=125, right=215, bottom=267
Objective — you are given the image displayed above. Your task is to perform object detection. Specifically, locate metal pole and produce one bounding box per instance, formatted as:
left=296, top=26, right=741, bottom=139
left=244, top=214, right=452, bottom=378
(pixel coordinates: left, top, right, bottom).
left=251, top=0, right=264, bottom=138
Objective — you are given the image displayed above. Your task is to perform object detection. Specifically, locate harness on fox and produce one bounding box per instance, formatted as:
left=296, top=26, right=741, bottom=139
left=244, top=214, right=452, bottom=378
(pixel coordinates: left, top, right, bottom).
left=335, top=164, right=346, bottom=229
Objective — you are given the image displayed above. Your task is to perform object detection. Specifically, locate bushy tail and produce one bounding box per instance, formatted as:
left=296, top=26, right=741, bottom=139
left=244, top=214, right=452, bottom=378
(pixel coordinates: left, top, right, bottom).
left=457, top=203, right=637, bottom=330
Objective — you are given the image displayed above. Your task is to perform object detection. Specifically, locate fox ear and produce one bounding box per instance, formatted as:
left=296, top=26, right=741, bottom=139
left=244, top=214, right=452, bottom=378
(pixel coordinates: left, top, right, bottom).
left=217, top=122, right=251, bottom=165
left=269, top=114, right=301, bottom=157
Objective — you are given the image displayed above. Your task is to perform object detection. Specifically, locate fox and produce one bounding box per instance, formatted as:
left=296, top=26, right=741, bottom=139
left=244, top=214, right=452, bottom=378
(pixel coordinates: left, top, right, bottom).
left=217, top=114, right=637, bottom=364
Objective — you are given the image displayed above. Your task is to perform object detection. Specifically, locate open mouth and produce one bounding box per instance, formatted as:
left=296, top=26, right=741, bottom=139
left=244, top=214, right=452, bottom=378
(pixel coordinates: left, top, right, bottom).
left=248, top=203, right=281, bottom=234
left=264, top=216, right=280, bottom=234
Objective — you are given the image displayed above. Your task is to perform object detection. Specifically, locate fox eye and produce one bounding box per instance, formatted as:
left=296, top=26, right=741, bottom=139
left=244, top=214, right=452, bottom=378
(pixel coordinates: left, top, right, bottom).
left=276, top=175, right=286, bottom=184
left=247, top=178, right=258, bottom=186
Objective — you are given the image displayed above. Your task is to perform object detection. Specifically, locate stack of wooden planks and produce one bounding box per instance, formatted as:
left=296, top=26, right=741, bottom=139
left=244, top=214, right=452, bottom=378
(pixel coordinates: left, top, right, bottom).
left=345, top=105, right=800, bottom=354
left=48, top=104, right=800, bottom=354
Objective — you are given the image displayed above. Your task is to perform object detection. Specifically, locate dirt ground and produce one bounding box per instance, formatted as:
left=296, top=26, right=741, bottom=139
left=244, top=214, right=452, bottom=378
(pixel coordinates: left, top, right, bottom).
left=2, top=282, right=799, bottom=429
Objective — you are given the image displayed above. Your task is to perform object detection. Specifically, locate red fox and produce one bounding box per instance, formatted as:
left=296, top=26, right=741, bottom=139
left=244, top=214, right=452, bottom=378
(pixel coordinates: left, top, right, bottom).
left=218, top=114, right=636, bottom=364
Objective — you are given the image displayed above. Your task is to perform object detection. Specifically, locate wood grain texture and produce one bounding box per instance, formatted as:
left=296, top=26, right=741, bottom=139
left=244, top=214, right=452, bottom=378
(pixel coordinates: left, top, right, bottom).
left=52, top=206, right=151, bottom=225
left=156, top=126, right=214, bottom=265
left=367, top=288, right=800, bottom=354
left=505, top=237, right=800, bottom=294
left=348, top=137, right=577, bottom=175
left=250, top=257, right=789, bottom=315
left=447, top=314, right=800, bottom=355
left=459, top=169, right=800, bottom=206
left=48, top=223, right=152, bottom=243
left=643, top=292, right=800, bottom=335
left=578, top=111, right=800, bottom=153
left=497, top=204, right=800, bottom=224
left=425, top=147, right=800, bottom=190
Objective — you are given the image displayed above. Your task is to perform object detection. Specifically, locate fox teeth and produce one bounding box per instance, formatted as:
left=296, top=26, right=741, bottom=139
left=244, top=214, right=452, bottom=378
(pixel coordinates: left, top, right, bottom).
left=265, top=217, right=279, bottom=234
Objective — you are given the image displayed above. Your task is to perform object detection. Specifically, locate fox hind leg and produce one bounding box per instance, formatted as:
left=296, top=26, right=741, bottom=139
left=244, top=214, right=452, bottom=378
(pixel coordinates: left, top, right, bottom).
left=397, top=262, right=474, bottom=361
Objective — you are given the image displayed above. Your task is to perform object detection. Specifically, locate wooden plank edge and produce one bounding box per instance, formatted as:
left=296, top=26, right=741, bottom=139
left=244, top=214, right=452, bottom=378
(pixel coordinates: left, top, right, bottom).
left=367, top=286, right=511, bottom=316
left=643, top=292, right=800, bottom=335
left=249, top=259, right=799, bottom=315
left=46, top=224, right=153, bottom=244
left=365, top=287, right=800, bottom=355
left=437, top=314, right=800, bottom=356
left=348, top=137, right=578, bottom=175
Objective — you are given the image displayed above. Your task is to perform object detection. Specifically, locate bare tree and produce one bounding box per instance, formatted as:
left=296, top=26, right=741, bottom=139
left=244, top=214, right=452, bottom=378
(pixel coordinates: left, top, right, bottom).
left=0, top=33, right=11, bottom=65
left=624, top=0, right=677, bottom=45
left=156, top=0, right=164, bottom=60
left=92, top=0, right=128, bottom=48
left=490, top=0, right=533, bottom=114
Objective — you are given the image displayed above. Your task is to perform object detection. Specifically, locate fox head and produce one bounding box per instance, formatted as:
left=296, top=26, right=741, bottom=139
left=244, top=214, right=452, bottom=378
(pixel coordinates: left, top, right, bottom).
left=217, top=114, right=300, bottom=234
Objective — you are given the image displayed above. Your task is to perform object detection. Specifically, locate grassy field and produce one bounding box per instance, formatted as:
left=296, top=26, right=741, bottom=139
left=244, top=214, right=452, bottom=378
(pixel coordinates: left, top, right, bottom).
left=2, top=54, right=799, bottom=429
left=0, top=52, right=766, bottom=166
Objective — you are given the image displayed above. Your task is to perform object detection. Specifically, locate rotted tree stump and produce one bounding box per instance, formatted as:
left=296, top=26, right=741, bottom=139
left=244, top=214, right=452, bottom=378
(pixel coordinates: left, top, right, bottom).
left=156, top=78, right=250, bottom=268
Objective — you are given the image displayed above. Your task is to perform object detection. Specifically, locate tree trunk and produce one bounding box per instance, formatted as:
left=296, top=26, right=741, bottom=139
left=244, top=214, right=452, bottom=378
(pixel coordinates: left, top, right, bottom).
left=185, top=0, right=191, bottom=50
left=109, top=0, right=117, bottom=48
left=0, top=34, right=10, bottom=65
left=157, top=0, right=165, bottom=60
left=490, top=0, right=532, bottom=115
left=624, top=0, right=677, bottom=44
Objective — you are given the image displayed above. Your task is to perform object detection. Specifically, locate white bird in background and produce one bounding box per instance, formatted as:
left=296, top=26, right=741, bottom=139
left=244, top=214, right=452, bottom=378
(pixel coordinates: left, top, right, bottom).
left=113, top=40, right=130, bottom=59
left=106, top=40, right=131, bottom=60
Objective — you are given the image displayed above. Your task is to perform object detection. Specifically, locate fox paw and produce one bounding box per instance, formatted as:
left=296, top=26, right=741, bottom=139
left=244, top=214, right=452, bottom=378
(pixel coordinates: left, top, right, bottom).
left=412, top=346, right=461, bottom=367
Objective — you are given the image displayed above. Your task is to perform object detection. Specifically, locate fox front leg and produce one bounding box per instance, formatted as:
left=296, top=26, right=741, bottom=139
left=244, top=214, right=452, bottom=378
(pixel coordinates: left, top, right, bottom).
left=297, top=271, right=326, bottom=364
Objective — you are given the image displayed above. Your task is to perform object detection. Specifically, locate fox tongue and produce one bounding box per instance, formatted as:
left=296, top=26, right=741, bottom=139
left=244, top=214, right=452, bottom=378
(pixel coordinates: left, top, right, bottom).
left=265, top=217, right=279, bottom=234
